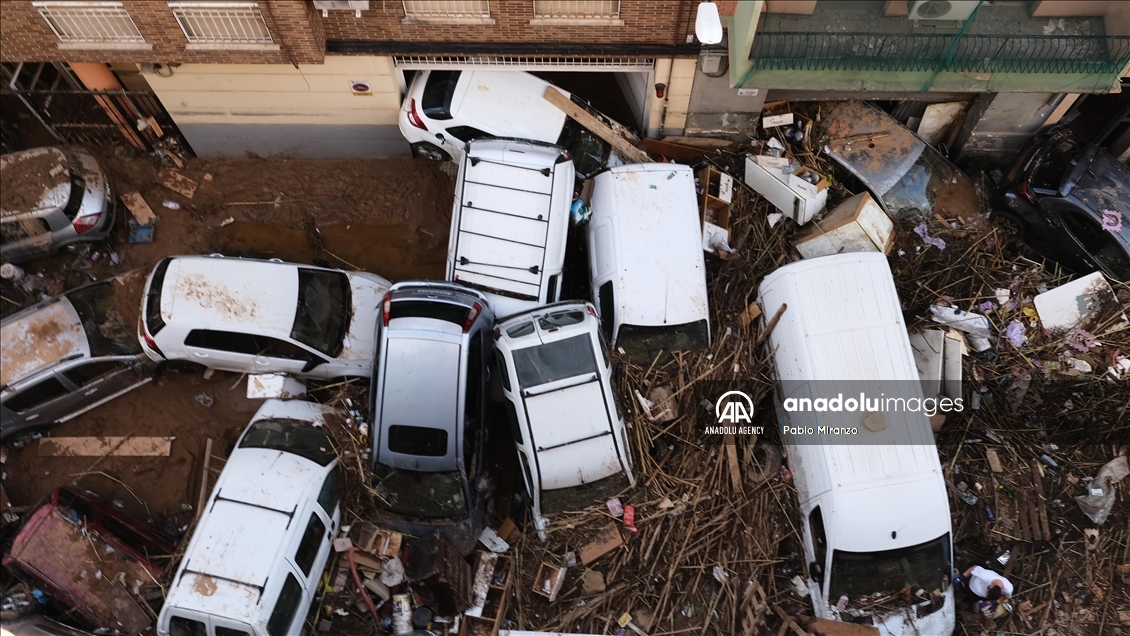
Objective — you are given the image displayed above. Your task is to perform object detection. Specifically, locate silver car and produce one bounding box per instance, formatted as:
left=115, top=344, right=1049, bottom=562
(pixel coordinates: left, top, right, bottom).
left=1, top=279, right=156, bottom=447
left=1, top=146, right=115, bottom=264
left=369, top=281, right=495, bottom=555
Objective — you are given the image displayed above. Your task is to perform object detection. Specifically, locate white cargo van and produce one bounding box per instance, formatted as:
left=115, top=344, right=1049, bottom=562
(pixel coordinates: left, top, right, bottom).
left=587, top=164, right=710, bottom=362
left=158, top=400, right=341, bottom=636
left=447, top=138, right=575, bottom=319
left=757, top=252, right=955, bottom=636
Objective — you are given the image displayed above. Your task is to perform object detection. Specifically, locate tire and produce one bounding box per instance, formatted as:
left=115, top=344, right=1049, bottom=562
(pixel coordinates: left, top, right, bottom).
left=745, top=442, right=783, bottom=484
left=6, top=427, right=47, bottom=451
left=411, top=142, right=451, bottom=162
left=162, top=360, right=207, bottom=374
left=990, top=209, right=1026, bottom=239
left=0, top=587, right=35, bottom=620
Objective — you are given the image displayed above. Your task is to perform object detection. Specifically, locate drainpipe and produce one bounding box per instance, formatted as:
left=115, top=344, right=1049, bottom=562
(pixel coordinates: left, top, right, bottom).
left=654, top=58, right=673, bottom=139
left=920, top=0, right=983, bottom=93
left=69, top=62, right=147, bottom=149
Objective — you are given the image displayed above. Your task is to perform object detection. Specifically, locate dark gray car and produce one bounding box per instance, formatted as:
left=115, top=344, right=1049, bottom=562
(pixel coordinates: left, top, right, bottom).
left=1, top=279, right=157, bottom=447
left=369, top=281, right=495, bottom=555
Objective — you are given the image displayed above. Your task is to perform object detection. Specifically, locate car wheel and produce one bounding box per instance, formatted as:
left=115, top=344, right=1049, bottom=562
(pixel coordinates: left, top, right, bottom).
left=163, top=360, right=207, bottom=374
left=991, top=209, right=1026, bottom=239
left=411, top=142, right=451, bottom=162
left=746, top=441, right=783, bottom=484
left=6, top=428, right=47, bottom=450
left=0, top=586, right=35, bottom=620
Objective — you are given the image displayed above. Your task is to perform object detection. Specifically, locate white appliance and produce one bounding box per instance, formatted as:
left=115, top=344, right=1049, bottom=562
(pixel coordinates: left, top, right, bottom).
left=909, top=0, right=980, bottom=23
left=744, top=155, right=827, bottom=225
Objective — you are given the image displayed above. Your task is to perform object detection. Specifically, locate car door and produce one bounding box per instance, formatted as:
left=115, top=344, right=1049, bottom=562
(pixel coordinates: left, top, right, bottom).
left=1039, top=199, right=1114, bottom=275
left=58, top=358, right=150, bottom=414
left=251, top=336, right=329, bottom=378
left=1, top=372, right=82, bottom=433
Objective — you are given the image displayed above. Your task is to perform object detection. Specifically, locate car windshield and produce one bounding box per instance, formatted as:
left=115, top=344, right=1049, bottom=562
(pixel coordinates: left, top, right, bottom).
left=1027, top=136, right=1085, bottom=192
left=829, top=533, right=952, bottom=600
left=540, top=470, right=631, bottom=515
left=557, top=116, right=608, bottom=179
left=513, top=334, right=597, bottom=389
left=617, top=320, right=710, bottom=363
left=66, top=282, right=139, bottom=357
left=881, top=148, right=956, bottom=218
left=239, top=418, right=337, bottom=466
left=372, top=463, right=468, bottom=519
left=291, top=269, right=350, bottom=357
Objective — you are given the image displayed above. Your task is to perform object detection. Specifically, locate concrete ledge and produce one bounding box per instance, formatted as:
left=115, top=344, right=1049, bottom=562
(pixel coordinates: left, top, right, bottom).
left=58, top=42, right=152, bottom=51
left=400, top=17, right=495, bottom=25
left=529, top=18, right=625, bottom=26
left=185, top=43, right=281, bottom=51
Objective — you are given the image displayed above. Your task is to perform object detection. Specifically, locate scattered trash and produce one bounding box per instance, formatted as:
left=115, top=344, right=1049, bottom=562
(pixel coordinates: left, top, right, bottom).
left=1004, top=321, right=1027, bottom=347
left=391, top=593, right=413, bottom=634
left=581, top=568, right=606, bottom=593
left=930, top=305, right=993, bottom=351
left=478, top=526, right=510, bottom=553
left=1075, top=456, right=1129, bottom=525
left=622, top=505, right=637, bottom=533
left=580, top=524, right=624, bottom=565
left=712, top=565, right=729, bottom=584
left=1066, top=327, right=1096, bottom=353
left=532, top=562, right=567, bottom=601
left=219, top=216, right=235, bottom=227
left=380, top=556, right=405, bottom=587
left=570, top=198, right=591, bottom=225
left=1034, top=271, right=1128, bottom=333
left=194, top=392, right=214, bottom=408
left=1099, top=208, right=1123, bottom=232
left=606, top=497, right=624, bottom=518
left=955, top=481, right=978, bottom=505
left=767, top=212, right=783, bottom=228
left=162, top=200, right=181, bottom=210
left=791, top=574, right=809, bottom=598
left=914, top=223, right=947, bottom=250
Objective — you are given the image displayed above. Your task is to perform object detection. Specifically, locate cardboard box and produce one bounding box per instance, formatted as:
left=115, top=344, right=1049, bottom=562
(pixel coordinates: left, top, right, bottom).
left=762, top=100, right=794, bottom=128
left=793, top=192, right=893, bottom=258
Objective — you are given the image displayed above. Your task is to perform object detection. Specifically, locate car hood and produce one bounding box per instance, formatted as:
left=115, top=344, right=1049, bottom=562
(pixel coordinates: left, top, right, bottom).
left=821, top=101, right=923, bottom=197
left=339, top=271, right=391, bottom=362
left=0, top=147, right=71, bottom=214
left=523, top=380, right=626, bottom=490
left=1, top=298, right=88, bottom=387
left=453, top=71, right=569, bottom=143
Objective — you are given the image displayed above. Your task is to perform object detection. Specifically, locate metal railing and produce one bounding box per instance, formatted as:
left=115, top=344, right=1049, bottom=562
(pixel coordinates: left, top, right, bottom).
left=402, top=0, right=490, bottom=19
left=169, top=1, right=273, bottom=44
left=33, top=1, right=145, bottom=43
left=533, top=0, right=619, bottom=19
left=749, top=32, right=1130, bottom=76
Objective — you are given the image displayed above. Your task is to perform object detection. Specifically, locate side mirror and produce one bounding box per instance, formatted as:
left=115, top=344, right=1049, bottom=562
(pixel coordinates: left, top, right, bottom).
left=810, top=561, right=825, bottom=584
left=302, top=358, right=325, bottom=373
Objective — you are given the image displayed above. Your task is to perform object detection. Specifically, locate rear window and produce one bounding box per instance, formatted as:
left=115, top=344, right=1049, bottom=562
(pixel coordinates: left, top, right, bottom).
left=540, top=470, right=631, bottom=515
left=422, top=70, right=460, bottom=120
left=1073, top=152, right=1130, bottom=221
left=390, top=299, right=470, bottom=325
left=513, top=334, right=597, bottom=389
left=239, top=418, right=336, bottom=466
left=145, top=258, right=172, bottom=336
left=618, top=320, right=710, bottom=363
left=66, top=282, right=139, bottom=356
left=1027, top=136, right=1085, bottom=192
left=387, top=424, right=448, bottom=457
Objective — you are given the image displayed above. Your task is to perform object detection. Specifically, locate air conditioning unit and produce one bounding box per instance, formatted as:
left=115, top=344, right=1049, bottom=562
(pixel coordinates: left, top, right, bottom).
left=312, top=1, right=369, bottom=17
left=909, top=0, right=979, bottom=23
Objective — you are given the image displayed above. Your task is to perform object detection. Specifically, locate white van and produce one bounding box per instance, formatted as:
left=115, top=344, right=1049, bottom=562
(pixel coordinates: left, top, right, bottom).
left=158, top=400, right=341, bottom=636
left=756, top=252, right=955, bottom=636
left=587, top=164, right=710, bottom=362
left=447, top=138, right=574, bottom=319
left=493, top=301, right=635, bottom=540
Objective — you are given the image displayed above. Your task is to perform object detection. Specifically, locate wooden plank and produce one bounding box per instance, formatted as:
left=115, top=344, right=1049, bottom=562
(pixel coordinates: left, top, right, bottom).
left=799, top=617, right=881, bottom=636
left=1016, top=490, right=1031, bottom=541
left=544, top=87, right=651, bottom=164
left=637, top=138, right=709, bottom=160
left=659, top=135, right=733, bottom=149
left=196, top=438, right=213, bottom=521
left=120, top=191, right=156, bottom=225
left=157, top=169, right=198, bottom=199
left=725, top=434, right=743, bottom=496
left=1031, top=461, right=1051, bottom=540
left=580, top=523, right=624, bottom=565
left=38, top=436, right=174, bottom=457
left=985, top=449, right=1003, bottom=473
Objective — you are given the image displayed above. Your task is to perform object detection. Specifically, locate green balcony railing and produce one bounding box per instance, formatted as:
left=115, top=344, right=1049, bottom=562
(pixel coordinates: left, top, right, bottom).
left=749, top=32, right=1130, bottom=76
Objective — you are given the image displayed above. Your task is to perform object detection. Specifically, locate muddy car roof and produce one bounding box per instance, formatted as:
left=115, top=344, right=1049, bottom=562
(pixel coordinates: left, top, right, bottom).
left=160, top=256, right=301, bottom=337
left=0, top=146, right=71, bottom=216
left=1, top=295, right=88, bottom=387
left=453, top=71, right=569, bottom=143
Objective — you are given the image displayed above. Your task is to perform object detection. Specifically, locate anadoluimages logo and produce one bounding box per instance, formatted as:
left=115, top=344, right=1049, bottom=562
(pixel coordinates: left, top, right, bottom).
left=715, top=390, right=754, bottom=424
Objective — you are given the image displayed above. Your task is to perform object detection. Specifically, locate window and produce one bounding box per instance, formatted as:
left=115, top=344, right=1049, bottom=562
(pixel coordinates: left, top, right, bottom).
left=388, top=425, right=448, bottom=456
left=372, top=464, right=467, bottom=518
left=446, top=126, right=494, bottom=144
left=216, top=629, right=251, bottom=636
left=240, top=418, right=337, bottom=466
left=317, top=468, right=337, bottom=515
left=809, top=506, right=828, bottom=582
left=389, top=300, right=470, bottom=325
left=184, top=329, right=261, bottom=355
left=170, top=1, right=274, bottom=45
left=829, top=533, right=951, bottom=600
left=533, top=1, right=621, bottom=20
left=67, top=282, right=137, bottom=356
left=597, top=282, right=614, bottom=340
left=260, top=337, right=316, bottom=361
left=266, top=573, right=303, bottom=636
left=291, top=269, right=350, bottom=357
left=544, top=275, right=558, bottom=304
left=512, top=334, right=597, bottom=389
left=3, top=377, right=70, bottom=413
left=34, top=1, right=146, bottom=45
left=421, top=70, right=460, bottom=120
left=169, top=616, right=207, bottom=636
left=503, top=397, right=523, bottom=444
left=145, top=258, right=172, bottom=336
left=62, top=360, right=125, bottom=386
left=616, top=320, right=710, bottom=363
left=1060, top=208, right=1130, bottom=280
left=294, top=512, right=326, bottom=576
left=403, top=1, right=492, bottom=23
left=494, top=350, right=512, bottom=392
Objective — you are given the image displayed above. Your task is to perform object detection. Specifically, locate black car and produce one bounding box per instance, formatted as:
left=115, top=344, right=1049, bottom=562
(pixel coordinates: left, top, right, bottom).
left=991, top=132, right=1130, bottom=281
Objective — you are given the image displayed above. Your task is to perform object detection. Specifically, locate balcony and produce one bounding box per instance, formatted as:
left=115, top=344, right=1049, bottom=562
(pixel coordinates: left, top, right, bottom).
left=732, top=1, right=1130, bottom=94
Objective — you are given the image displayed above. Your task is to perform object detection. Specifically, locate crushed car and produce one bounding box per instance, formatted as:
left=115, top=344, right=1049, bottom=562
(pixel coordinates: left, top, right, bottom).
left=991, top=131, right=1130, bottom=281
left=818, top=101, right=981, bottom=222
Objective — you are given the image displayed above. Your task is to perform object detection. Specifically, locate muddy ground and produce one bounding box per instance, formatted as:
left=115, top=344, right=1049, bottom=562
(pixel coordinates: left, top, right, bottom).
left=1, top=146, right=454, bottom=527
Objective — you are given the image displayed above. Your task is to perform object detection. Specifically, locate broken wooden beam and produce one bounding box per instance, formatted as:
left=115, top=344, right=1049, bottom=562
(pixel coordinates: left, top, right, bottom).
left=38, top=436, right=174, bottom=457
left=544, top=87, right=651, bottom=164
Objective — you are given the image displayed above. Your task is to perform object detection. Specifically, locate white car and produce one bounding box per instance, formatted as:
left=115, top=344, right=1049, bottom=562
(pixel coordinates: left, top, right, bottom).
left=493, top=301, right=635, bottom=540
left=399, top=70, right=608, bottom=177
left=446, top=138, right=574, bottom=319
left=139, top=255, right=391, bottom=379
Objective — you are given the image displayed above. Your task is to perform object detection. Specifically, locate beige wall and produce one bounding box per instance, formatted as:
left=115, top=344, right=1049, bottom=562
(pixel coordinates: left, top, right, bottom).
left=764, top=1, right=817, bottom=15
left=884, top=1, right=909, bottom=17
left=1032, top=1, right=1111, bottom=17
left=647, top=57, right=698, bottom=134
left=145, top=55, right=400, bottom=127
